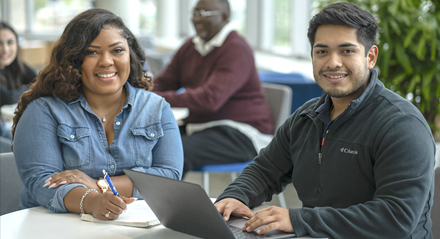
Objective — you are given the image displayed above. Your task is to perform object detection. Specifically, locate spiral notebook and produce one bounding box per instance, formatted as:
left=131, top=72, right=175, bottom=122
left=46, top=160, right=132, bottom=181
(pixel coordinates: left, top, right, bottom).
left=80, top=199, right=160, bottom=228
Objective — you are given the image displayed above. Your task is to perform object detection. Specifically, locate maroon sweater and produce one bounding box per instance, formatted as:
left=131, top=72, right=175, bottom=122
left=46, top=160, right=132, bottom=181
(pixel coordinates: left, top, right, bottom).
left=153, top=31, right=273, bottom=134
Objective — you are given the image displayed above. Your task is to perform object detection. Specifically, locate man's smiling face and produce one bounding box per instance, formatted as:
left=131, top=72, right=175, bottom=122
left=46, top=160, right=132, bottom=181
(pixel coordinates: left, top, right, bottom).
left=311, top=24, right=377, bottom=101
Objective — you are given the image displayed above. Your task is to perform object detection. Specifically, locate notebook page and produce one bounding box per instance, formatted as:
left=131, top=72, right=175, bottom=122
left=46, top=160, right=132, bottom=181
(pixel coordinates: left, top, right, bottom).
left=81, top=200, right=160, bottom=228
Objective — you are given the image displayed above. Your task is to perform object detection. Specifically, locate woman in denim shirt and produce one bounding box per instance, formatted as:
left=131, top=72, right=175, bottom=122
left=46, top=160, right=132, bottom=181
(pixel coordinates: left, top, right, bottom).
left=11, top=9, right=183, bottom=220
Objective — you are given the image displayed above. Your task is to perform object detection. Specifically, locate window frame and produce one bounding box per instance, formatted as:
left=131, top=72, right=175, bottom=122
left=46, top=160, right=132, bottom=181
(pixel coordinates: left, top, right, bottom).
left=1, top=0, right=313, bottom=59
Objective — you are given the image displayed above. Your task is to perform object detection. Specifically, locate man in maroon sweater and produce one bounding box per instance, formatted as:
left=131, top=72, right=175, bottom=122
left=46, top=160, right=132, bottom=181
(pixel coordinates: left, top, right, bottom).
left=153, top=0, right=273, bottom=177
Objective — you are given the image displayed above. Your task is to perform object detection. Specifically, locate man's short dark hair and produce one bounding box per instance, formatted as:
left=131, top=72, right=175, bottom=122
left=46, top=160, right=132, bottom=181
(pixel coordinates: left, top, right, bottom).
left=307, top=2, right=378, bottom=55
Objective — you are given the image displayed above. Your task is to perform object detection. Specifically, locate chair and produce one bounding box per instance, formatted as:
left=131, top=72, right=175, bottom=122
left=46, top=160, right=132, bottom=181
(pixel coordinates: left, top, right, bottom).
left=193, top=83, right=292, bottom=208
left=432, top=167, right=440, bottom=238
left=144, top=49, right=174, bottom=77
left=0, top=152, right=23, bottom=215
left=261, top=82, right=293, bottom=131
left=0, top=136, right=12, bottom=153
left=259, top=71, right=323, bottom=113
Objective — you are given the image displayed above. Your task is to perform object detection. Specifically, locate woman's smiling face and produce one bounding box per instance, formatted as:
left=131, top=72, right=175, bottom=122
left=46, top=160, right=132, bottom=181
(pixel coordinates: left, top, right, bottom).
left=81, top=26, right=130, bottom=97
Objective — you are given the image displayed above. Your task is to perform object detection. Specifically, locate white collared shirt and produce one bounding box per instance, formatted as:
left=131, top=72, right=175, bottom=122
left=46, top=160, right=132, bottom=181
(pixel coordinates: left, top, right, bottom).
left=192, top=23, right=234, bottom=56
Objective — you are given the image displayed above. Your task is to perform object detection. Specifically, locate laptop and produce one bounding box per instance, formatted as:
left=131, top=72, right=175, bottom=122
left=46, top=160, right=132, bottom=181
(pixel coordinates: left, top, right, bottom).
left=124, top=169, right=296, bottom=239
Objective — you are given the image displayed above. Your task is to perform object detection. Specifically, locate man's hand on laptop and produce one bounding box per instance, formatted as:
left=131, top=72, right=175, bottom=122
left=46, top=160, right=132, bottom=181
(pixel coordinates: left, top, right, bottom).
left=214, top=198, right=254, bottom=221
left=243, top=206, right=294, bottom=235
left=216, top=199, right=294, bottom=234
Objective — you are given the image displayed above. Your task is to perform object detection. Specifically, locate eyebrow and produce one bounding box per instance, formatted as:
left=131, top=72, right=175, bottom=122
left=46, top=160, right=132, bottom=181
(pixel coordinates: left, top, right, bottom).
left=313, top=43, right=359, bottom=48
left=88, top=41, right=125, bottom=49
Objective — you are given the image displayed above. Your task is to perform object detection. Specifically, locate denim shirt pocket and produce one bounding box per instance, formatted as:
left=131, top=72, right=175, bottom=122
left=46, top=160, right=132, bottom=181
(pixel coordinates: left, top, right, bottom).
left=57, top=124, right=91, bottom=169
left=130, top=122, right=164, bottom=167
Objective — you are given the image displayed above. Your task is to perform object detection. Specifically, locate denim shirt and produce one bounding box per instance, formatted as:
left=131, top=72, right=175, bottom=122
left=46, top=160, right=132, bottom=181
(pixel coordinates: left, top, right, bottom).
left=13, top=82, right=183, bottom=212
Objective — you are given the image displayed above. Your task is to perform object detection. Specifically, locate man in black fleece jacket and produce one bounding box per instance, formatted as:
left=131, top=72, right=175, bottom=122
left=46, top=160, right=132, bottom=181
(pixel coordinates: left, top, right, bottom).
left=215, top=2, right=435, bottom=239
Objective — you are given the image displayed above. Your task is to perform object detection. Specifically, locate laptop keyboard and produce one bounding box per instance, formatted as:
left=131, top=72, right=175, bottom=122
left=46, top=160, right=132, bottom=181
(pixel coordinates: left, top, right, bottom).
left=230, top=226, right=270, bottom=239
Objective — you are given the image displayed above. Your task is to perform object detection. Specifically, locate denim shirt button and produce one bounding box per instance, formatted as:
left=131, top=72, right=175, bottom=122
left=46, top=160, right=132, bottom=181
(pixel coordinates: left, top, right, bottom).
left=116, top=121, right=121, bottom=126
left=150, top=132, right=155, bottom=137
left=70, top=135, right=75, bottom=139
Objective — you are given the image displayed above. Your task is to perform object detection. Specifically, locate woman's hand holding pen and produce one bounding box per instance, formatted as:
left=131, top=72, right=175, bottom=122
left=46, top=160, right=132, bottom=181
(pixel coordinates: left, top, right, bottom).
left=86, top=192, right=136, bottom=220
left=49, top=169, right=137, bottom=219
left=43, top=169, right=99, bottom=191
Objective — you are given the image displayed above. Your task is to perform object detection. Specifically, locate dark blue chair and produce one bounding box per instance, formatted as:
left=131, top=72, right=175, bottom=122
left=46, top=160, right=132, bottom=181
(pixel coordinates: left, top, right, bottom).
left=259, top=71, right=323, bottom=113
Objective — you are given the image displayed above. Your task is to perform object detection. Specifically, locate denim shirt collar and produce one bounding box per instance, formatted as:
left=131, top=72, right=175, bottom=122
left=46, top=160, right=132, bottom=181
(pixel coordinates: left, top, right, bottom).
left=69, top=82, right=135, bottom=114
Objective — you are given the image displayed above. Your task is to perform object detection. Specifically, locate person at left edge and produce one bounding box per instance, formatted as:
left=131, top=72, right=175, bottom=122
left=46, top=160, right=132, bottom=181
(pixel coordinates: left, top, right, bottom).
left=11, top=8, right=183, bottom=220
left=0, top=22, right=37, bottom=152
left=0, top=21, right=36, bottom=107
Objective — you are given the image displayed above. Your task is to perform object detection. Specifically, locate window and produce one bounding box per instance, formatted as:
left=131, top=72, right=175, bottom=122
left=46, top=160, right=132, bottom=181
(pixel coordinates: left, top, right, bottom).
left=35, top=0, right=92, bottom=34
left=1, top=0, right=313, bottom=62
left=139, top=0, right=157, bottom=35
left=273, top=0, right=292, bottom=50
left=229, top=0, right=247, bottom=35
left=7, top=0, right=26, bottom=32
left=3, top=0, right=92, bottom=36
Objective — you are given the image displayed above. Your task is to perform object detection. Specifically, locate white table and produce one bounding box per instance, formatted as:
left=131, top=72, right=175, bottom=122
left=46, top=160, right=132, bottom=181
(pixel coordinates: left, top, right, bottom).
left=0, top=104, right=16, bottom=121
left=171, top=107, right=189, bottom=125
left=0, top=205, right=196, bottom=239
left=1, top=201, right=322, bottom=239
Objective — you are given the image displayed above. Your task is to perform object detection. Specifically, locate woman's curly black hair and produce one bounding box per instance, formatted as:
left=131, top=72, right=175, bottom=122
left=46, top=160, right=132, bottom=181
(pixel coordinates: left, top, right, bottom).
left=11, top=8, right=153, bottom=142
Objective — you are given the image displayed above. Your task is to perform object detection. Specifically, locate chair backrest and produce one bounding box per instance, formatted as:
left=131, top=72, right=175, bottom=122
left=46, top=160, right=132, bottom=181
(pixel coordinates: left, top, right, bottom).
left=432, top=167, right=440, bottom=238
left=0, top=136, right=12, bottom=153
left=262, top=82, right=293, bottom=134
left=259, top=71, right=323, bottom=113
left=144, top=49, right=174, bottom=77
left=0, top=152, right=23, bottom=215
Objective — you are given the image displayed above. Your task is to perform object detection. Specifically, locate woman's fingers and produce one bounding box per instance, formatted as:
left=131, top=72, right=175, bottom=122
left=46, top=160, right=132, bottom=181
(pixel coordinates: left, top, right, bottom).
left=121, top=196, right=138, bottom=205
left=43, top=170, right=90, bottom=188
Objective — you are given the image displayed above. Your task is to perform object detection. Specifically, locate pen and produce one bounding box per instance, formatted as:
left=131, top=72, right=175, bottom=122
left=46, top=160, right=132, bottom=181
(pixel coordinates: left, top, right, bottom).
left=102, top=169, right=119, bottom=197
